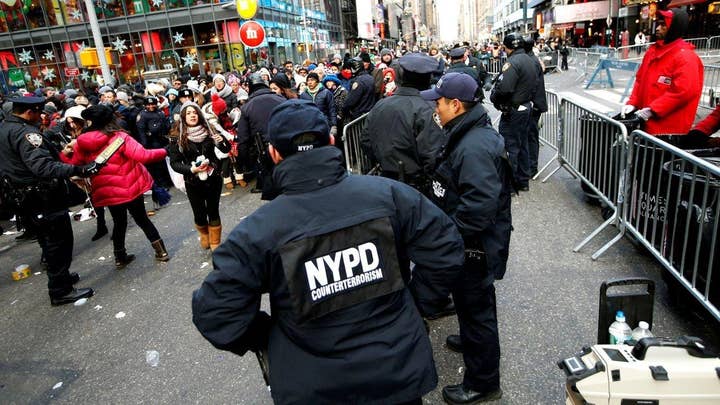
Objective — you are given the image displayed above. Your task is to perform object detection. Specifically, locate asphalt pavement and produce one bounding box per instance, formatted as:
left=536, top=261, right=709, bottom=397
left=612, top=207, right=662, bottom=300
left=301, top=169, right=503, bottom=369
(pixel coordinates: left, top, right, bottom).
left=1, top=69, right=719, bottom=404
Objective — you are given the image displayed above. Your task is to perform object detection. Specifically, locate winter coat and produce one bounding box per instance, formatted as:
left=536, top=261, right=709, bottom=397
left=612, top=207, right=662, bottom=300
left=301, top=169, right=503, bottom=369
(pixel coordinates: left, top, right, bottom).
left=299, top=86, right=337, bottom=127
left=236, top=88, right=286, bottom=144
left=167, top=130, right=231, bottom=187
left=62, top=130, right=166, bottom=207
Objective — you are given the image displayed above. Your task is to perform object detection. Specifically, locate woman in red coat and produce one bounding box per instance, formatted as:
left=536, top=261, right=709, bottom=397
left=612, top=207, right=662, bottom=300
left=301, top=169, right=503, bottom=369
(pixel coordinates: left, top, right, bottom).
left=63, top=104, right=170, bottom=267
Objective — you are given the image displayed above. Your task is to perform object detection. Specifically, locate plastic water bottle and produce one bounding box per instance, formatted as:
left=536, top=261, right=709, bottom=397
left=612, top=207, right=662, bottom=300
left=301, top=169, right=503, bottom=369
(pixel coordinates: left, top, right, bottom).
left=608, top=310, right=633, bottom=344
left=632, top=321, right=654, bottom=342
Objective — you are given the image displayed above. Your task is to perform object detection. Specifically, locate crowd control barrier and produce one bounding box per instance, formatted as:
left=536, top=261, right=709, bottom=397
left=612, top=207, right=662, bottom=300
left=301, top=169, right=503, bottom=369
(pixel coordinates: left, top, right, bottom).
left=342, top=113, right=371, bottom=175
left=590, top=131, right=720, bottom=320
left=702, top=65, right=720, bottom=110
left=533, top=90, right=560, bottom=180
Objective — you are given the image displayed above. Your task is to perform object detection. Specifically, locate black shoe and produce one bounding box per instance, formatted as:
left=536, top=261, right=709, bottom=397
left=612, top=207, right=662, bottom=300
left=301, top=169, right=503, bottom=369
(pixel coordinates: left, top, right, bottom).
left=446, top=334, right=464, bottom=353
left=425, top=301, right=456, bottom=320
left=442, top=384, right=502, bottom=404
left=518, top=185, right=530, bottom=192
left=91, top=225, right=108, bottom=241
left=50, top=288, right=94, bottom=306
left=70, top=272, right=80, bottom=284
left=15, top=231, right=37, bottom=242
left=115, top=251, right=136, bottom=269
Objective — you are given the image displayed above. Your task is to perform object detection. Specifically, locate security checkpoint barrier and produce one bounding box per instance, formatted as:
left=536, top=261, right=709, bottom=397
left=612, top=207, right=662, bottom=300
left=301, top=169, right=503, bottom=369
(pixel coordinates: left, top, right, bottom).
left=701, top=65, right=720, bottom=110
left=342, top=112, right=372, bottom=175
left=590, top=131, right=720, bottom=321
left=486, top=58, right=504, bottom=76
left=533, top=90, right=561, bottom=180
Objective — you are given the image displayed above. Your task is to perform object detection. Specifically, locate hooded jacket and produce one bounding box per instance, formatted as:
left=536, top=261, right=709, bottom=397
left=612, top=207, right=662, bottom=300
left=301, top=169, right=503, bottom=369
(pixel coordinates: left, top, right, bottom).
left=627, top=9, right=703, bottom=135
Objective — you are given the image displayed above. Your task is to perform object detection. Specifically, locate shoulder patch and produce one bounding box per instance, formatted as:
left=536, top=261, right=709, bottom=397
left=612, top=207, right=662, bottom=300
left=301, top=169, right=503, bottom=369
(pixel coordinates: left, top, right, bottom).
left=502, top=63, right=512, bottom=72
left=24, top=133, right=43, bottom=148
left=352, top=82, right=359, bottom=90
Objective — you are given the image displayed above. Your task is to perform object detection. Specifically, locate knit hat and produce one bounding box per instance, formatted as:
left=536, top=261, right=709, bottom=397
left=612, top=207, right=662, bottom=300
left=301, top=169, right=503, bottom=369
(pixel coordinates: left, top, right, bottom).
left=74, top=95, right=89, bottom=106
left=213, top=74, right=226, bottom=84
left=178, top=101, right=209, bottom=134
left=211, top=93, right=227, bottom=116
left=43, top=102, right=58, bottom=114
left=64, top=105, right=86, bottom=120
left=64, top=89, right=78, bottom=99
left=306, top=72, right=320, bottom=83
left=360, top=52, right=371, bottom=63
left=81, top=104, right=115, bottom=129
left=322, top=74, right=341, bottom=86
left=166, top=88, right=179, bottom=97
left=268, top=99, right=330, bottom=157
left=186, top=80, right=202, bottom=94
left=258, top=68, right=271, bottom=78
left=227, top=74, right=241, bottom=86
left=116, top=91, right=129, bottom=102
left=307, top=63, right=317, bottom=71
left=270, top=74, right=291, bottom=89
left=98, top=85, right=113, bottom=94
left=380, top=48, right=393, bottom=57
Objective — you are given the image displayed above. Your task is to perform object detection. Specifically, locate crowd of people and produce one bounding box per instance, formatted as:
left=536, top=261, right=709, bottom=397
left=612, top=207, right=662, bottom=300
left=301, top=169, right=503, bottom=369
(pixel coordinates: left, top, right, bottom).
left=2, top=8, right=719, bottom=402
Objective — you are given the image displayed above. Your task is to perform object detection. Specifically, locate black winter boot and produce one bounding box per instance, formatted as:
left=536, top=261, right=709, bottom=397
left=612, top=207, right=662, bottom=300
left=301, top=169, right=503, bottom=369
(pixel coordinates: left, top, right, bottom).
left=151, top=239, right=170, bottom=262
left=114, top=249, right=136, bottom=269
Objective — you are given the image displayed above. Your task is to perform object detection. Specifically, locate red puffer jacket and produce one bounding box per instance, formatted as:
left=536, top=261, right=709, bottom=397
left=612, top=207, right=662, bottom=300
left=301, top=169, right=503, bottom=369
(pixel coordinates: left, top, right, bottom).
left=627, top=39, right=703, bottom=135
left=63, top=130, right=166, bottom=207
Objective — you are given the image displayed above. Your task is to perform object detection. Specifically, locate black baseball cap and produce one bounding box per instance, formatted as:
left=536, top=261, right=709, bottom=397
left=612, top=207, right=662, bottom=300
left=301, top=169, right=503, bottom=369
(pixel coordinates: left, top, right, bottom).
left=178, top=88, right=193, bottom=98
left=268, top=99, right=330, bottom=157
left=420, top=72, right=479, bottom=102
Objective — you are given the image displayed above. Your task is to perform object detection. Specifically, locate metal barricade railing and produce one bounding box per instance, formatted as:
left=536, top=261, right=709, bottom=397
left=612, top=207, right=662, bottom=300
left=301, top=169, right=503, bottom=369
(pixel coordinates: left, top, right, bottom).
left=537, top=50, right=559, bottom=73
left=708, top=36, right=720, bottom=56
left=486, top=58, right=504, bottom=76
left=702, top=65, right=720, bottom=110
left=685, top=37, right=709, bottom=55
left=533, top=90, right=560, bottom=180
left=614, top=44, right=650, bottom=60
left=342, top=112, right=371, bottom=174
left=592, top=131, right=720, bottom=321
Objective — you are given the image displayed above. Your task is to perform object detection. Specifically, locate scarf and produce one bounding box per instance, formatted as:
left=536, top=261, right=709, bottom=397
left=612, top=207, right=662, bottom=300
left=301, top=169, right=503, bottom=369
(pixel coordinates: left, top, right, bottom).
left=307, top=84, right=322, bottom=98
left=186, top=125, right=208, bottom=144
left=210, top=84, right=233, bottom=100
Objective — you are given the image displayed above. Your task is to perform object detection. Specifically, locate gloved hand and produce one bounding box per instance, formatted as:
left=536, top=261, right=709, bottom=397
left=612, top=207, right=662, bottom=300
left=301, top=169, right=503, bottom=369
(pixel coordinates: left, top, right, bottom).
left=687, top=129, right=707, bottom=138
left=330, top=126, right=337, bottom=137
left=621, top=104, right=636, bottom=118
left=73, top=162, right=101, bottom=177
left=635, top=107, right=653, bottom=121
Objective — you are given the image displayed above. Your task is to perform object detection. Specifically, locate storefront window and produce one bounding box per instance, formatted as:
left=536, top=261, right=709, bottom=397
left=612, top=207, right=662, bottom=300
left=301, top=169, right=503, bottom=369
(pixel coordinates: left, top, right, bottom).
left=166, top=0, right=192, bottom=10
left=1, top=2, right=29, bottom=31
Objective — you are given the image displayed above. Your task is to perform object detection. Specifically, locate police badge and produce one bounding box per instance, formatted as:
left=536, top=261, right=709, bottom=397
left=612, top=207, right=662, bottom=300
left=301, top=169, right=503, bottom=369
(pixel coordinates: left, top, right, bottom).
left=24, top=133, right=43, bottom=148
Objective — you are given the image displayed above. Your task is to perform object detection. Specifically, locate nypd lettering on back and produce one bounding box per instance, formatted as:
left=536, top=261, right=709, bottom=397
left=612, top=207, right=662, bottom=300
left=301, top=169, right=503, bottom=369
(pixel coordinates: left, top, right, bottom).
left=305, top=242, right=384, bottom=302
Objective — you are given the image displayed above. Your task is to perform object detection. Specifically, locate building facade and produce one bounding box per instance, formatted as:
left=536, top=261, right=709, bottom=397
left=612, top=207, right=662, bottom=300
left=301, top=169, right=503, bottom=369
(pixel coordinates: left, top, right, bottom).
left=0, top=0, right=342, bottom=92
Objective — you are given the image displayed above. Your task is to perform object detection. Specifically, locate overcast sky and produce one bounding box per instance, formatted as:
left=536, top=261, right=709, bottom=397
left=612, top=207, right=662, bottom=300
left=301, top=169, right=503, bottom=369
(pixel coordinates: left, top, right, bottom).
left=438, top=0, right=460, bottom=43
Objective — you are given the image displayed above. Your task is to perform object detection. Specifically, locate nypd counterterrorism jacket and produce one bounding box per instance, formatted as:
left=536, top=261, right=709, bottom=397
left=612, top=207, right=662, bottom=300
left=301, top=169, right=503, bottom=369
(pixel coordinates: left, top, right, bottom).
left=192, top=146, right=465, bottom=405
left=428, top=104, right=513, bottom=282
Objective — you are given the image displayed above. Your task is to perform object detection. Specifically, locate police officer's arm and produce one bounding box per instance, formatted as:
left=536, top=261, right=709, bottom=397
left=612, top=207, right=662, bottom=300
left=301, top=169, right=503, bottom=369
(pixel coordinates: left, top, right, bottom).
left=415, top=111, right=446, bottom=174
left=343, top=83, right=362, bottom=116
left=359, top=111, right=377, bottom=163
left=136, top=113, right=148, bottom=146
left=391, top=184, right=464, bottom=315
left=453, top=148, right=502, bottom=235
left=490, top=64, right=519, bottom=107
left=192, top=224, right=270, bottom=356
left=19, top=135, right=77, bottom=179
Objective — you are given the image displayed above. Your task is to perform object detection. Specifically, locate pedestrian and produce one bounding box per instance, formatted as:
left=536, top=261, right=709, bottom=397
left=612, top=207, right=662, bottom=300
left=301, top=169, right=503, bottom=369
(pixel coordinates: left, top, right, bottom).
left=0, top=97, right=98, bottom=305
left=361, top=53, right=446, bottom=192
left=421, top=72, right=512, bottom=404
left=192, top=99, right=465, bottom=404
left=559, top=40, right=570, bottom=70
left=136, top=96, right=173, bottom=210
left=168, top=102, right=231, bottom=251
left=622, top=9, right=703, bottom=141
left=523, top=36, right=549, bottom=178
left=63, top=104, right=170, bottom=266
left=235, top=72, right=286, bottom=199
left=342, top=57, right=376, bottom=121
left=269, top=74, right=298, bottom=100
left=204, top=74, right=238, bottom=111
left=634, top=29, right=646, bottom=55
left=299, top=72, right=337, bottom=136
left=490, top=33, right=538, bottom=192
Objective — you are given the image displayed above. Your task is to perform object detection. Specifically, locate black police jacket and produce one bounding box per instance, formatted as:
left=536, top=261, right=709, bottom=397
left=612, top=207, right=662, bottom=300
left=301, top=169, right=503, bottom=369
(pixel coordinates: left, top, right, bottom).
left=236, top=88, right=286, bottom=144
left=192, top=146, right=464, bottom=405
left=136, top=109, right=169, bottom=148
left=428, top=104, right=513, bottom=281
left=490, top=48, right=538, bottom=110
left=447, top=62, right=485, bottom=101
left=528, top=54, right=548, bottom=113
left=343, top=71, right=376, bottom=121
left=361, top=87, right=446, bottom=179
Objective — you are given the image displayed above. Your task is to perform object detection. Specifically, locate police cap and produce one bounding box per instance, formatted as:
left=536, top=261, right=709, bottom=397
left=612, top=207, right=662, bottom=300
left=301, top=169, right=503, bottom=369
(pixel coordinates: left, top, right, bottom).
left=145, top=96, right=158, bottom=105
left=398, top=53, right=438, bottom=74
left=10, top=96, right=45, bottom=112
left=268, top=99, right=329, bottom=157
left=449, top=47, right=466, bottom=59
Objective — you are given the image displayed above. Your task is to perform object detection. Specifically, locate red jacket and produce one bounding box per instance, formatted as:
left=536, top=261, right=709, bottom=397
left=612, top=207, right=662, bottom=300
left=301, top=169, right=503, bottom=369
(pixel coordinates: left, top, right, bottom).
left=63, top=130, right=166, bottom=207
left=627, top=39, right=703, bottom=135
left=694, top=104, right=720, bottom=135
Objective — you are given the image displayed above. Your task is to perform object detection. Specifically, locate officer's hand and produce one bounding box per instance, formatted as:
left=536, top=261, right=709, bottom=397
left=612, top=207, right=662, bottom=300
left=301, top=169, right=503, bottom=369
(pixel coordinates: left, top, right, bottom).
left=635, top=107, right=653, bottom=121
left=621, top=104, right=636, bottom=118
left=330, top=126, right=337, bottom=137
left=74, top=162, right=101, bottom=177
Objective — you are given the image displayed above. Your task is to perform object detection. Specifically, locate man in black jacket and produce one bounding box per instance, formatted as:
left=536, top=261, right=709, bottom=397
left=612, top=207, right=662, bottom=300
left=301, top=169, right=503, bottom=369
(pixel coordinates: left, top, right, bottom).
left=342, top=57, right=377, bottom=121
left=193, top=99, right=465, bottom=404
left=422, top=73, right=513, bottom=404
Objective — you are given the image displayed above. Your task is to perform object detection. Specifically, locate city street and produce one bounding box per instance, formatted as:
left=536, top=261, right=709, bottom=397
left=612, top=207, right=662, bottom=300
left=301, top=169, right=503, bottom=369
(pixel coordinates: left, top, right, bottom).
left=1, top=69, right=719, bottom=404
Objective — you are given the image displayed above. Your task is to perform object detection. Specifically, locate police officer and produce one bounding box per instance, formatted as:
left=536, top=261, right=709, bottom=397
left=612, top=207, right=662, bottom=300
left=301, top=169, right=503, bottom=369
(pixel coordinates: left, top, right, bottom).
left=137, top=96, right=172, bottom=190
left=0, top=97, right=99, bottom=306
left=235, top=72, right=286, bottom=199
left=421, top=73, right=512, bottom=404
left=523, top=36, right=548, bottom=178
left=447, top=47, right=487, bottom=101
left=361, top=53, right=446, bottom=190
left=193, top=99, right=464, bottom=404
left=490, top=33, right=537, bottom=191
left=342, top=57, right=376, bottom=121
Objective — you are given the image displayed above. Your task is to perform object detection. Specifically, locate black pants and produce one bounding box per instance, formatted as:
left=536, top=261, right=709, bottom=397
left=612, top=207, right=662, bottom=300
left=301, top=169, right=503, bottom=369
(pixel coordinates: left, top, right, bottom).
left=31, top=209, right=75, bottom=298
left=499, top=108, right=531, bottom=188
left=527, top=110, right=542, bottom=177
left=107, top=194, right=161, bottom=252
left=561, top=56, right=568, bottom=70
left=185, top=174, right=223, bottom=226
left=452, top=257, right=500, bottom=392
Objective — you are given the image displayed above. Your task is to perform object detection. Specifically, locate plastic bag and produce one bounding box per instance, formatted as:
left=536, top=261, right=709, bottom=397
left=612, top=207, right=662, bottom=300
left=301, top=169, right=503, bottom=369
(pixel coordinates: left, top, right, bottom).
left=166, top=156, right=186, bottom=194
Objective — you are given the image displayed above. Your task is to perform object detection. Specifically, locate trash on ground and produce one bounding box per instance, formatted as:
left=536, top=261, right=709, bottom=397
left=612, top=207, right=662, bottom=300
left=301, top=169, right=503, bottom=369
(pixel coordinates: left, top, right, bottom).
left=115, top=311, right=126, bottom=319
left=98, top=256, right=106, bottom=261
left=73, top=298, right=88, bottom=306
left=52, top=382, right=63, bottom=389
left=146, top=350, right=160, bottom=367
left=201, top=262, right=209, bottom=268
left=94, top=305, right=102, bottom=311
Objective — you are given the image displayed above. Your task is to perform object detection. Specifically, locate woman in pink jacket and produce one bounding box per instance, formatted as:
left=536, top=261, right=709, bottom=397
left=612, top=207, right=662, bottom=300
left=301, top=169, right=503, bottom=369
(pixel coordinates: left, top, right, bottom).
left=63, top=104, right=170, bottom=267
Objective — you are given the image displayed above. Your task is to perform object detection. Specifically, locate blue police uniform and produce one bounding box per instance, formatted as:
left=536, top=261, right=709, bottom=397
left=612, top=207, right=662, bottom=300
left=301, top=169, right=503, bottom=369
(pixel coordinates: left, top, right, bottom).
left=193, top=100, right=465, bottom=404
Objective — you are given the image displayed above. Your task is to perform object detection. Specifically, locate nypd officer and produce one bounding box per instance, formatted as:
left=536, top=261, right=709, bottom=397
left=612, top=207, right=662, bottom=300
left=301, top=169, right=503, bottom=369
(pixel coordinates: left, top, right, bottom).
left=446, top=47, right=486, bottom=101
left=361, top=53, right=446, bottom=190
left=523, top=36, right=548, bottom=178
left=490, top=33, right=537, bottom=191
left=193, top=99, right=465, bottom=404
left=421, top=73, right=512, bottom=404
left=0, top=97, right=99, bottom=306
left=342, top=57, right=376, bottom=121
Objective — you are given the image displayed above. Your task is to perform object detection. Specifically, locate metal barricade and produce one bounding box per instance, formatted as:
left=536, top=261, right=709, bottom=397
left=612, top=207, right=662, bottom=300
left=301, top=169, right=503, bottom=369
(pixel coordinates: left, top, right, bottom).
left=708, top=36, right=720, bottom=56
left=685, top=37, right=709, bottom=55
left=486, top=58, right=504, bottom=76
left=342, top=112, right=371, bottom=174
left=537, top=50, right=559, bottom=73
left=593, top=130, right=720, bottom=321
left=533, top=90, right=560, bottom=180
left=701, top=65, right=720, bottom=110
